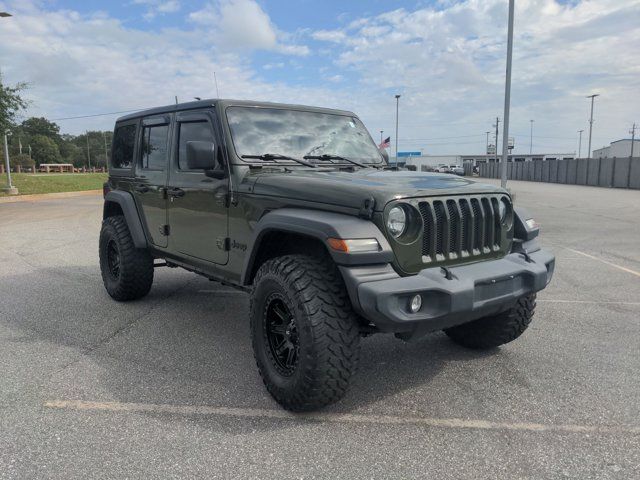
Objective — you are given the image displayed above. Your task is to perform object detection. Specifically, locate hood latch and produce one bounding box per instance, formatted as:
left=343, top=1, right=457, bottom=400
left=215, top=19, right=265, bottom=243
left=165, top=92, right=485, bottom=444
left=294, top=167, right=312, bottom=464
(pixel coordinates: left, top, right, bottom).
left=358, top=197, right=375, bottom=219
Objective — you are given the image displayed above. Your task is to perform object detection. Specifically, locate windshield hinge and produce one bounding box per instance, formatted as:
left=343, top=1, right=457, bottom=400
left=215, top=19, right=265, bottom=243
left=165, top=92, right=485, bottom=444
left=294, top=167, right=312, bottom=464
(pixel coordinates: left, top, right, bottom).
left=358, top=197, right=375, bottom=219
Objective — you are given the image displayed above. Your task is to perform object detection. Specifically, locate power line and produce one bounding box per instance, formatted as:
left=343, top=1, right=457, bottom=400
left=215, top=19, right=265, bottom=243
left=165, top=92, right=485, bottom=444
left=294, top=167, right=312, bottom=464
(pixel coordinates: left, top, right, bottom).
left=50, top=109, right=148, bottom=121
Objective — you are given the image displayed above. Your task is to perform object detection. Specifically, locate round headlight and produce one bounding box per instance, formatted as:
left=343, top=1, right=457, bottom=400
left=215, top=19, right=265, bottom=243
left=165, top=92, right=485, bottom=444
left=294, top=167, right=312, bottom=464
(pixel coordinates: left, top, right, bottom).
left=387, top=206, right=407, bottom=238
left=498, top=198, right=508, bottom=223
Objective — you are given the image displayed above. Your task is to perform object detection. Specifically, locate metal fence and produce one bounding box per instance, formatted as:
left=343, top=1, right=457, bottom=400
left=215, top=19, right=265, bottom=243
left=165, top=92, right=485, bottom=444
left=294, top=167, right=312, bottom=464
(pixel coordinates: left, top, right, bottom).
left=476, top=157, right=640, bottom=190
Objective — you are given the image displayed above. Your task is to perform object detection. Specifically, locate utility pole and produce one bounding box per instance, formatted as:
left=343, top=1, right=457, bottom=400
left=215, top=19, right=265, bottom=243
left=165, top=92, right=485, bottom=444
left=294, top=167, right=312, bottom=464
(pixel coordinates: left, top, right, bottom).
left=630, top=123, right=637, bottom=159
left=577, top=129, right=583, bottom=158
left=394, top=94, right=401, bottom=167
left=380, top=130, right=384, bottom=144
left=529, top=119, right=534, bottom=154
left=485, top=131, right=490, bottom=154
left=500, top=0, right=515, bottom=188
left=86, top=131, right=91, bottom=169
left=493, top=117, right=500, bottom=163
left=586, top=94, right=599, bottom=159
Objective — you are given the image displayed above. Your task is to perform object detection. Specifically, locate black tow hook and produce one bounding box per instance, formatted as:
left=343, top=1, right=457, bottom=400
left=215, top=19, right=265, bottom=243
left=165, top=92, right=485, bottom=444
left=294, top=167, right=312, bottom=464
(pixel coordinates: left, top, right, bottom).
left=441, top=266, right=454, bottom=280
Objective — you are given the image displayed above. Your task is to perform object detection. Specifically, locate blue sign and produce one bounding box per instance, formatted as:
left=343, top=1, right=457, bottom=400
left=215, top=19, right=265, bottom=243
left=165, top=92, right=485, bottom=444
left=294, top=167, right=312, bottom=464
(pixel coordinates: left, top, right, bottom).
left=397, top=151, right=422, bottom=157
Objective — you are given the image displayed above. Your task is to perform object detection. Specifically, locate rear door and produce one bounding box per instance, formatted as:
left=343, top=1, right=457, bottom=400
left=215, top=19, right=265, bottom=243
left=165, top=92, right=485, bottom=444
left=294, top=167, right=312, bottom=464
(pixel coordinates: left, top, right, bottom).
left=132, top=115, right=171, bottom=248
left=167, top=110, right=229, bottom=265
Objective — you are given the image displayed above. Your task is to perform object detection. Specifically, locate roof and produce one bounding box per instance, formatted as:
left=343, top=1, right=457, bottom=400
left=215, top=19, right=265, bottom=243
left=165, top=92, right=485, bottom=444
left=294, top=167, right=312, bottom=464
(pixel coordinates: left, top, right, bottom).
left=116, top=98, right=356, bottom=123
left=611, top=138, right=640, bottom=144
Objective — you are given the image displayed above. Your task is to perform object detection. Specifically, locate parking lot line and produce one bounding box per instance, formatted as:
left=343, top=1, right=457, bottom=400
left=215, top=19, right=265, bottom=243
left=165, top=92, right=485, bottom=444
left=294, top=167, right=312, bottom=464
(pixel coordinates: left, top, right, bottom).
left=538, top=299, right=640, bottom=306
left=565, top=248, right=640, bottom=277
left=43, top=400, right=640, bottom=435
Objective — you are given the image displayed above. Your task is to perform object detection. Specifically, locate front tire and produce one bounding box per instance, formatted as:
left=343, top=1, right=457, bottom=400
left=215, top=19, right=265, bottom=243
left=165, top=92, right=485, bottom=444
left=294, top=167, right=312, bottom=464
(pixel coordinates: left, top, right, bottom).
left=250, top=254, right=360, bottom=411
left=444, top=294, right=536, bottom=349
left=99, top=215, right=154, bottom=301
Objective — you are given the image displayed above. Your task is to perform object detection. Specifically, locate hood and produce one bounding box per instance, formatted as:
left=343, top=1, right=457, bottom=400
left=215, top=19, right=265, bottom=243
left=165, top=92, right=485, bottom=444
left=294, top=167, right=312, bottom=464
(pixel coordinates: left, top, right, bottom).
left=250, top=168, right=506, bottom=211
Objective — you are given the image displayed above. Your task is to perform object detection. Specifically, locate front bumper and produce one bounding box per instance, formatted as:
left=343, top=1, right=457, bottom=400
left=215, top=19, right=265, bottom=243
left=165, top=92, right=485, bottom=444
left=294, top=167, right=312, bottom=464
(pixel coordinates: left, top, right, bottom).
left=340, top=248, right=555, bottom=336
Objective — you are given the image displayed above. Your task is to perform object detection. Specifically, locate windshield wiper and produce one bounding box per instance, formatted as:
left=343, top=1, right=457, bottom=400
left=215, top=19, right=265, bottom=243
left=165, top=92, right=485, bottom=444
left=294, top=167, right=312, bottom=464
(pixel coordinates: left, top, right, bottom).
left=241, top=153, right=316, bottom=168
left=303, top=154, right=374, bottom=169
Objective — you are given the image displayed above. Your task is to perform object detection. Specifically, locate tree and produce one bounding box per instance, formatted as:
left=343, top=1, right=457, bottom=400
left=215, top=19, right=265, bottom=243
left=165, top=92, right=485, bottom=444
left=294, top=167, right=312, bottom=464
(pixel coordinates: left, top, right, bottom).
left=20, top=117, right=61, bottom=139
left=30, top=135, right=61, bottom=165
left=0, top=74, right=28, bottom=133
left=10, top=153, right=35, bottom=168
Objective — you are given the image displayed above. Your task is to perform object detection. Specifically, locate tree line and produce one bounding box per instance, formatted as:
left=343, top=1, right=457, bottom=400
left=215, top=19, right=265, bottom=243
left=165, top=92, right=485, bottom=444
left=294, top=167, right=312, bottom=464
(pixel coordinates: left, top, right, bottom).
left=1, top=74, right=112, bottom=168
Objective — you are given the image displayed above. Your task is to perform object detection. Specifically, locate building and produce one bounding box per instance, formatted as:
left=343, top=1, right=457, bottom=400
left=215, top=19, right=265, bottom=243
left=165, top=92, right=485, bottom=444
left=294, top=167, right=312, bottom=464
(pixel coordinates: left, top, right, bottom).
left=593, top=139, right=640, bottom=159
left=404, top=153, right=574, bottom=172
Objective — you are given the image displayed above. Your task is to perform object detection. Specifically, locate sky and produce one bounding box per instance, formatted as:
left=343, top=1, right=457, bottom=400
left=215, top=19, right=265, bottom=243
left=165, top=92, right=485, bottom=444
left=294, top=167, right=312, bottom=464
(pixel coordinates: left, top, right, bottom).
left=0, top=0, right=639, bottom=156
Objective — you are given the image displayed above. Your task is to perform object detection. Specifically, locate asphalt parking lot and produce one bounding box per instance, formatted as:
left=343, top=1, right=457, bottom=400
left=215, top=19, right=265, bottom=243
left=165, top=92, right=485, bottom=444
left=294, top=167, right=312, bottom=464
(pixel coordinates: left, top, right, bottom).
left=1, top=180, right=639, bottom=479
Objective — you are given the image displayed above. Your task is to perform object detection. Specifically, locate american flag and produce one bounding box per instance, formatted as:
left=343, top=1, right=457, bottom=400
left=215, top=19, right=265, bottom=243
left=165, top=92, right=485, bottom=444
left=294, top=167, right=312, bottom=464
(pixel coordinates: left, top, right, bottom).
left=378, top=136, right=390, bottom=149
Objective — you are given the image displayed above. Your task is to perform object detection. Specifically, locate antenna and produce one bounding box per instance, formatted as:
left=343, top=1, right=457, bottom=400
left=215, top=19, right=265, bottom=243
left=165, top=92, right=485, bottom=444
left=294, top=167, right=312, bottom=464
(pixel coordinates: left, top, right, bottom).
left=213, top=71, right=220, bottom=98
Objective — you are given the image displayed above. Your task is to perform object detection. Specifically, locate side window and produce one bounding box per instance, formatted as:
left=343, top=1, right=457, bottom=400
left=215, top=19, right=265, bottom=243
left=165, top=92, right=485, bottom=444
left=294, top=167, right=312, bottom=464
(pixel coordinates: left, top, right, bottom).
left=178, top=121, right=215, bottom=170
left=140, top=124, right=169, bottom=170
left=111, top=124, right=136, bottom=169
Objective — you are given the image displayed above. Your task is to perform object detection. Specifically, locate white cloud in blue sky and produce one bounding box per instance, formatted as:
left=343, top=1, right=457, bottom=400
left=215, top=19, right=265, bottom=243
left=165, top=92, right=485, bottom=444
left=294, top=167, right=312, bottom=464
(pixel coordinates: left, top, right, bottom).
left=0, top=0, right=638, bottom=155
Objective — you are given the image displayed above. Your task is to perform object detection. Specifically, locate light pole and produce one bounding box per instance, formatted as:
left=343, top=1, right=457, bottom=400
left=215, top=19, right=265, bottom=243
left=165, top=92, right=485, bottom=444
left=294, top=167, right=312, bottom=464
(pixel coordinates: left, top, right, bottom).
left=586, top=94, right=599, bottom=159
left=630, top=123, right=637, bottom=159
left=394, top=94, right=400, bottom=167
left=485, top=131, right=490, bottom=154
left=1, top=12, right=17, bottom=194
left=500, top=0, right=515, bottom=189
left=577, top=129, right=583, bottom=158
left=2, top=130, right=18, bottom=195
left=102, top=131, right=109, bottom=166
left=529, top=119, right=534, bottom=154
left=86, top=131, right=91, bottom=169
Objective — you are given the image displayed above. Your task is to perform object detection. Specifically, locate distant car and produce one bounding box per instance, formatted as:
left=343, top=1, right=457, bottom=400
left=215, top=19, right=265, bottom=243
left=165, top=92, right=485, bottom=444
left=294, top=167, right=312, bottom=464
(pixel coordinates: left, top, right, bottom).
left=435, top=164, right=449, bottom=173
left=449, top=165, right=464, bottom=176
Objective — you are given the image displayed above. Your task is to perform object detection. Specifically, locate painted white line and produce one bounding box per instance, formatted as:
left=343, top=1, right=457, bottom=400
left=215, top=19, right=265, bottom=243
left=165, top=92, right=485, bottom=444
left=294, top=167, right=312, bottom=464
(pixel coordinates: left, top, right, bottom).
left=43, top=400, right=640, bottom=435
left=538, top=299, right=640, bottom=306
left=565, top=248, right=640, bottom=278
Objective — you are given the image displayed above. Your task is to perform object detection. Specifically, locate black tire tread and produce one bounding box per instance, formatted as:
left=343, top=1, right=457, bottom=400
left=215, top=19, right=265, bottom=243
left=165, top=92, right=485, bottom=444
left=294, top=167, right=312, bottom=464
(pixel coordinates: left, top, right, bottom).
left=250, top=254, right=360, bottom=411
left=444, top=294, right=536, bottom=349
left=99, top=215, right=154, bottom=301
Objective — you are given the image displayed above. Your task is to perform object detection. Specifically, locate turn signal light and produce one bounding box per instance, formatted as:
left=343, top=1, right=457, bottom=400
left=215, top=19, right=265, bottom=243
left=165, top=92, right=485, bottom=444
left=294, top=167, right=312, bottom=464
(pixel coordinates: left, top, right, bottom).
left=327, top=238, right=380, bottom=253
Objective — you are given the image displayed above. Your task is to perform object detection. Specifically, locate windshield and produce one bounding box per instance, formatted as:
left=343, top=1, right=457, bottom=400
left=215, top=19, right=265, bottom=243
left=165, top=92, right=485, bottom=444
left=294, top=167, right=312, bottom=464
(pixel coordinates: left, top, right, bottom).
left=226, top=107, right=384, bottom=164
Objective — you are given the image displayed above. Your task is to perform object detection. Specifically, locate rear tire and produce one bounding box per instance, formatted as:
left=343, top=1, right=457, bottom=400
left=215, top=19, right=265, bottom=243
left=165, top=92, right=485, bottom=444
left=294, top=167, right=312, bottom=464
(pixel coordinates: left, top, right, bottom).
left=99, top=215, right=154, bottom=301
left=250, top=254, right=360, bottom=411
left=444, top=294, right=536, bottom=349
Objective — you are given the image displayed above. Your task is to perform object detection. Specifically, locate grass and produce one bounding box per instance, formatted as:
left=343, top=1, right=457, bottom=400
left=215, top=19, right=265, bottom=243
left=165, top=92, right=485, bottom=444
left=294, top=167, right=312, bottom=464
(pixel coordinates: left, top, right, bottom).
left=0, top=173, right=108, bottom=196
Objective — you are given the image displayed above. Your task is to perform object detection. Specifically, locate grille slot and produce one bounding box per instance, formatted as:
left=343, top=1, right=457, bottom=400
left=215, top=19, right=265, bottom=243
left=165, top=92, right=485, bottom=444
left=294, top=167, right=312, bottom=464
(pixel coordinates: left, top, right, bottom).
left=418, top=196, right=504, bottom=263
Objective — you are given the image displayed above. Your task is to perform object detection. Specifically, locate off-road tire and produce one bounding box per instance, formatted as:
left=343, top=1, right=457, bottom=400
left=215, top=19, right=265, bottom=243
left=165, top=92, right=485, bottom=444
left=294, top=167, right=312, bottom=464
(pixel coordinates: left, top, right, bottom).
left=250, top=254, right=360, bottom=411
left=444, top=294, right=536, bottom=349
left=99, top=215, right=154, bottom=301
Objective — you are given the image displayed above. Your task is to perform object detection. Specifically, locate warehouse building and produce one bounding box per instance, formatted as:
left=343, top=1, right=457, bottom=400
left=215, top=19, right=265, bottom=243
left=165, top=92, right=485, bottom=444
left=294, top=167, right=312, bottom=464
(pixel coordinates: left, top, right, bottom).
left=593, top=139, right=640, bottom=159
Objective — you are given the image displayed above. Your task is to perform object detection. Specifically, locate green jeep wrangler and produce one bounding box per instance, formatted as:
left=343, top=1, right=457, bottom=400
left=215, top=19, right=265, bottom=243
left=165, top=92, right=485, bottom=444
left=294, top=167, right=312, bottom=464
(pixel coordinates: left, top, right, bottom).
left=100, top=99, right=555, bottom=411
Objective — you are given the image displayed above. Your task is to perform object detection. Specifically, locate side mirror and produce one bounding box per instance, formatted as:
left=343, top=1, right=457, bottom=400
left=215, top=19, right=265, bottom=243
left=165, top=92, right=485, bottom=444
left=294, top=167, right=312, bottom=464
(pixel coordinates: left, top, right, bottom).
left=186, top=141, right=225, bottom=178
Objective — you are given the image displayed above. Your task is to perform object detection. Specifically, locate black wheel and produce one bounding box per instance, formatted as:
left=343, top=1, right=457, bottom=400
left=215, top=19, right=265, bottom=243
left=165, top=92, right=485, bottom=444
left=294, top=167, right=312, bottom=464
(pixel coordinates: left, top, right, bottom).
left=250, top=254, right=360, bottom=411
left=99, top=215, right=154, bottom=301
left=444, top=294, right=536, bottom=350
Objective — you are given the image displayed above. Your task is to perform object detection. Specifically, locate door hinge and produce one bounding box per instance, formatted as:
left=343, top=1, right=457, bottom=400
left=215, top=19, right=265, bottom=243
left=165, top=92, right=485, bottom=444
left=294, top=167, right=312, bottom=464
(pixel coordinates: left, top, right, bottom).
left=159, top=224, right=170, bottom=236
left=216, top=237, right=231, bottom=251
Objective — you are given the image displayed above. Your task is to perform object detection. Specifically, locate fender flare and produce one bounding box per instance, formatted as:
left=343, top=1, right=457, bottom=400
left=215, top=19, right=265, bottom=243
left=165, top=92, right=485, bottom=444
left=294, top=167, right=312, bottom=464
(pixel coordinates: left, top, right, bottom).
left=103, top=190, right=148, bottom=249
left=241, top=208, right=394, bottom=285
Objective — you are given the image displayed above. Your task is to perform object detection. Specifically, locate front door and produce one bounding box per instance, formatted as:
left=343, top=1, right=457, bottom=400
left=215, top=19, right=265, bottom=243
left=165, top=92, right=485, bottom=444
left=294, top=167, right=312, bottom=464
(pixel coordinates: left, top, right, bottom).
left=132, top=116, right=170, bottom=248
left=167, top=110, right=229, bottom=265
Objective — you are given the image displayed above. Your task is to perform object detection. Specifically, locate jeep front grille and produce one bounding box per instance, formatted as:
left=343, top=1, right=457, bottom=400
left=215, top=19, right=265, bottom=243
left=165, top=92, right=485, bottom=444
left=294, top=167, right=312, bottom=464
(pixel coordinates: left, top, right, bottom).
left=418, top=196, right=505, bottom=263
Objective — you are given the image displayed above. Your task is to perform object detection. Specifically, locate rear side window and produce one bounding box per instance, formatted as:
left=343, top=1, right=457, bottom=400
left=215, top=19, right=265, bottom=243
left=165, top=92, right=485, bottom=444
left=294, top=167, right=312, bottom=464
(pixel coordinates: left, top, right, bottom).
left=111, top=124, right=136, bottom=169
left=178, top=121, right=215, bottom=170
left=140, top=124, right=169, bottom=170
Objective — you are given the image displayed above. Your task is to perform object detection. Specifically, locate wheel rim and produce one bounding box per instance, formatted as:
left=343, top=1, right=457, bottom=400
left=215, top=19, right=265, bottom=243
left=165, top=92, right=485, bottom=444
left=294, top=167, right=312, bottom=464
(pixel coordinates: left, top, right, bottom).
left=263, top=293, right=299, bottom=376
left=106, top=239, right=121, bottom=279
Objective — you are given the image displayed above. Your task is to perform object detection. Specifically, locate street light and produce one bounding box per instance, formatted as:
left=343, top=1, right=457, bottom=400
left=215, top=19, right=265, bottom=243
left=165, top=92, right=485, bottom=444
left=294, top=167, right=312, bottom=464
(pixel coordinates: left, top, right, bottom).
left=394, top=94, right=401, bottom=167
left=577, top=129, right=584, bottom=158
left=586, top=94, right=599, bottom=159
left=2, top=130, right=18, bottom=195
left=529, top=120, right=534, bottom=154
left=500, top=0, right=515, bottom=188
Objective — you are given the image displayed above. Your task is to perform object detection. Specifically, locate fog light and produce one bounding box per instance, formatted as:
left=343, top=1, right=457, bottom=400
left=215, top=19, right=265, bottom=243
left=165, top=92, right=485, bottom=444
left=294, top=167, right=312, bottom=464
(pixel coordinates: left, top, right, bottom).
left=409, top=294, right=422, bottom=313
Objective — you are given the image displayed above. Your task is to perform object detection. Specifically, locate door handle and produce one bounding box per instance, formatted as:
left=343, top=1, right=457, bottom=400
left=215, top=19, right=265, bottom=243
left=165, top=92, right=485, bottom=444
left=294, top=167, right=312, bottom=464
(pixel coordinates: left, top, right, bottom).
left=168, top=187, right=185, bottom=198
left=134, top=184, right=149, bottom=193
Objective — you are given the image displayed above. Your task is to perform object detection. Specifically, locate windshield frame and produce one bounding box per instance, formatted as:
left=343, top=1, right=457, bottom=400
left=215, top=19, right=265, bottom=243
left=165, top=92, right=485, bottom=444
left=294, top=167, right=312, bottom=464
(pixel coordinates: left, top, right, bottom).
left=224, top=105, right=385, bottom=166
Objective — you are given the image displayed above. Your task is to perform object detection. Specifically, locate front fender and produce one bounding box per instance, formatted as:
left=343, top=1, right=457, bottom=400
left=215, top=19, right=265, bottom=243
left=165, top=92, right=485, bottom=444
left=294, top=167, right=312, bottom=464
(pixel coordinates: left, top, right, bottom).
left=241, top=208, right=394, bottom=285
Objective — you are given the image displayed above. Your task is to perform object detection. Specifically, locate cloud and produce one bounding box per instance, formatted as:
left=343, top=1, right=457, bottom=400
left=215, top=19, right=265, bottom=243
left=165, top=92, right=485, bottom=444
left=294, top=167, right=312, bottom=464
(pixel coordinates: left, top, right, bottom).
left=133, top=0, right=181, bottom=21
left=189, top=0, right=308, bottom=55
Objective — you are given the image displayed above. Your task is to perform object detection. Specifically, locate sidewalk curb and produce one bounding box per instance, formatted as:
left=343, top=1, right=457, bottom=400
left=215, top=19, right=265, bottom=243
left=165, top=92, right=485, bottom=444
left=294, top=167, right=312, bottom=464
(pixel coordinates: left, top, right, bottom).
left=0, top=189, right=102, bottom=204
